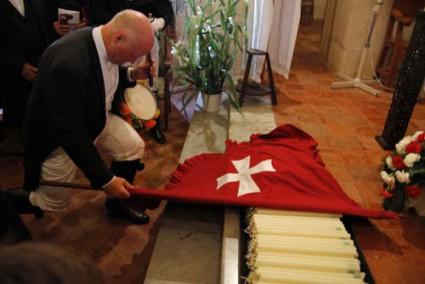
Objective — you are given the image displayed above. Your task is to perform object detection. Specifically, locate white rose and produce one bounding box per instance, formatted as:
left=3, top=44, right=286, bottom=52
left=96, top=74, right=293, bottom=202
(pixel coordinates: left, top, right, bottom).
left=385, top=156, right=395, bottom=170
left=404, top=153, right=421, bottom=167
left=395, top=170, right=410, bottom=184
left=380, top=171, right=389, bottom=180
left=381, top=171, right=394, bottom=183
left=381, top=171, right=396, bottom=189
left=412, top=131, right=424, bottom=140
left=395, top=136, right=413, bottom=155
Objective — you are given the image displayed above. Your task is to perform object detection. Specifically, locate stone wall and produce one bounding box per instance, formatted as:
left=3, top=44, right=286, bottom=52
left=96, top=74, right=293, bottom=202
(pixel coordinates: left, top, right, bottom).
left=326, top=0, right=394, bottom=79
left=314, top=0, right=328, bottom=20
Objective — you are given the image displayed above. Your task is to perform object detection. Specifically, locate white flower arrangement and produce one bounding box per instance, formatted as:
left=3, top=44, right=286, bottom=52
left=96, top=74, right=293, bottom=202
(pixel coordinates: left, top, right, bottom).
left=395, top=136, right=413, bottom=155
left=381, top=131, right=425, bottom=204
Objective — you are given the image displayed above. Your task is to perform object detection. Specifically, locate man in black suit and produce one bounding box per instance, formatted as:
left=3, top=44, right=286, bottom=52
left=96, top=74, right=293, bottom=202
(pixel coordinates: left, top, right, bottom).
left=0, top=0, right=54, bottom=129
left=88, top=0, right=175, bottom=144
left=3, top=10, right=155, bottom=224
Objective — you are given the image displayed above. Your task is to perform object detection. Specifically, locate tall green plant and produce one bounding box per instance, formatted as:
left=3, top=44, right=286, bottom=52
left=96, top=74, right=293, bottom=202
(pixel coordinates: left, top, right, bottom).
left=171, top=0, right=245, bottom=109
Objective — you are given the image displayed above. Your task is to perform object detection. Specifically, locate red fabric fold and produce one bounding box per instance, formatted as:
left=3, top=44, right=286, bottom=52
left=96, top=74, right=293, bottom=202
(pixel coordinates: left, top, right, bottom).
left=131, top=124, right=397, bottom=219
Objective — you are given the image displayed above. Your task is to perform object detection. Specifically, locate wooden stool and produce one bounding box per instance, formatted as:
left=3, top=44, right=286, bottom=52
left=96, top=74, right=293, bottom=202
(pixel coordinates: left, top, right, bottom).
left=155, top=62, right=172, bottom=131
left=156, top=26, right=175, bottom=131
left=238, top=49, right=277, bottom=107
left=377, top=8, right=414, bottom=89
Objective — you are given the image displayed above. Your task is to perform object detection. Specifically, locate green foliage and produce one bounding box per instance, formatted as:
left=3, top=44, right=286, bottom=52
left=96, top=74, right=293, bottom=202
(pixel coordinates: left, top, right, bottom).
left=171, top=0, right=245, bottom=108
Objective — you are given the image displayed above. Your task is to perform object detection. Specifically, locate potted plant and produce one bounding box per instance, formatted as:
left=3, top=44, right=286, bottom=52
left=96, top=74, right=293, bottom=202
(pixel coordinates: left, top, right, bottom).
left=171, top=0, right=245, bottom=112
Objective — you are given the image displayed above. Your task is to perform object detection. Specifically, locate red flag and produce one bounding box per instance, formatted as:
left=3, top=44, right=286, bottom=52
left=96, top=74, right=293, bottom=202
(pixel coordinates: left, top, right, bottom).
left=132, top=124, right=397, bottom=219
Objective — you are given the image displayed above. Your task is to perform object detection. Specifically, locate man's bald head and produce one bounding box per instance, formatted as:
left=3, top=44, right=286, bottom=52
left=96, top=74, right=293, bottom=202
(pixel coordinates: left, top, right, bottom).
left=102, top=10, right=154, bottom=64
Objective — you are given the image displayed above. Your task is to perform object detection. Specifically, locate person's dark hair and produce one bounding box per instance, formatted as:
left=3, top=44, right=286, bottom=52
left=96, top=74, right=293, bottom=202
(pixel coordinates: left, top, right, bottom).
left=0, top=242, right=103, bottom=284
left=58, top=0, right=82, bottom=11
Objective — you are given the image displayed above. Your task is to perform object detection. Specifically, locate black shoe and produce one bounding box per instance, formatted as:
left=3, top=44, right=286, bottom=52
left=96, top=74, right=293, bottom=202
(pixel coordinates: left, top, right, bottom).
left=104, top=198, right=149, bottom=224
left=149, top=125, right=166, bottom=144
left=1, top=188, right=44, bottom=219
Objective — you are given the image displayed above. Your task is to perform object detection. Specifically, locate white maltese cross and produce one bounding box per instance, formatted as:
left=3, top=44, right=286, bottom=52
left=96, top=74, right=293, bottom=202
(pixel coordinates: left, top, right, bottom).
left=216, top=156, right=276, bottom=197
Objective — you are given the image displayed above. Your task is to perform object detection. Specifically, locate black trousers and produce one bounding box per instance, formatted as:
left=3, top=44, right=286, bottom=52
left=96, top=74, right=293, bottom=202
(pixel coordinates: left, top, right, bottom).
left=0, top=191, right=32, bottom=245
left=3, top=75, right=33, bottom=128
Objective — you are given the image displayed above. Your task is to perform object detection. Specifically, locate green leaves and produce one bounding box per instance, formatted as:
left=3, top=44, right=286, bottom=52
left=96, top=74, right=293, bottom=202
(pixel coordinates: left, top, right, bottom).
left=171, top=0, right=245, bottom=109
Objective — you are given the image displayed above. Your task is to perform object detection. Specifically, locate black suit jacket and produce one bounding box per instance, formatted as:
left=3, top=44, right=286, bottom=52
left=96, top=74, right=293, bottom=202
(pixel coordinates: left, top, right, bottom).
left=23, top=27, right=134, bottom=190
left=0, top=0, right=54, bottom=75
left=0, top=0, right=55, bottom=126
left=88, top=0, right=174, bottom=27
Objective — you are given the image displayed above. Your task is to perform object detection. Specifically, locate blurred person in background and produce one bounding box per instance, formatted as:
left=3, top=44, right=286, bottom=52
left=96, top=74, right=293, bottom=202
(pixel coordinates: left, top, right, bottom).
left=0, top=242, right=103, bottom=284
left=0, top=0, right=54, bottom=145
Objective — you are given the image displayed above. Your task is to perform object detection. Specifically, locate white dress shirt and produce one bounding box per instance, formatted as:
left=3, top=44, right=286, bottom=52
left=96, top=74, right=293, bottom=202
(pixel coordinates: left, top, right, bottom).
left=9, top=0, right=25, bottom=17
left=92, top=26, right=119, bottom=114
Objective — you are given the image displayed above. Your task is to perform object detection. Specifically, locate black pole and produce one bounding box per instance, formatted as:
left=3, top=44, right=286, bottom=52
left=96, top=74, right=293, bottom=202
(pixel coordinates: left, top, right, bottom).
left=376, top=11, right=425, bottom=150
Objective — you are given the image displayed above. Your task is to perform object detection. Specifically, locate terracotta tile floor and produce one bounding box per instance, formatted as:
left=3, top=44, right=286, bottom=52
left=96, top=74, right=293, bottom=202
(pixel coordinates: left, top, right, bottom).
left=271, top=21, right=425, bottom=283
left=1, top=20, right=425, bottom=283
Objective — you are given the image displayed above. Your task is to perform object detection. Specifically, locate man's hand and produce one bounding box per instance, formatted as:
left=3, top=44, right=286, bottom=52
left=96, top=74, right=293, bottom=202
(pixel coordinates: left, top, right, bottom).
left=103, top=177, right=133, bottom=199
left=131, top=60, right=156, bottom=81
left=54, top=18, right=88, bottom=36
left=22, top=63, right=37, bottom=81
left=74, top=17, right=88, bottom=29
left=53, top=21, right=72, bottom=36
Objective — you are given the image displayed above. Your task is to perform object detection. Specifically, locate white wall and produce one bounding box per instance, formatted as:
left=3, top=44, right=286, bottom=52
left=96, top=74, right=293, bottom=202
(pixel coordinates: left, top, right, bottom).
left=326, top=0, right=394, bottom=79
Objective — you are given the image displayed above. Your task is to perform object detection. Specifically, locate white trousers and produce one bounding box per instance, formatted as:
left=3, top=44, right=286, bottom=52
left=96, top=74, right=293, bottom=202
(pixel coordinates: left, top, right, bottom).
left=29, top=113, right=145, bottom=212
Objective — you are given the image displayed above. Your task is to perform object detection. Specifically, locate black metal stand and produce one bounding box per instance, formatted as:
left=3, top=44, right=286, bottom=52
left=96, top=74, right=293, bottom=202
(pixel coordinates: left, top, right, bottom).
left=376, top=11, right=425, bottom=150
